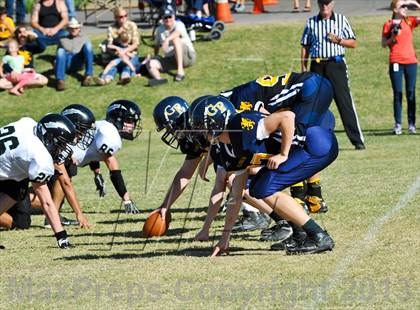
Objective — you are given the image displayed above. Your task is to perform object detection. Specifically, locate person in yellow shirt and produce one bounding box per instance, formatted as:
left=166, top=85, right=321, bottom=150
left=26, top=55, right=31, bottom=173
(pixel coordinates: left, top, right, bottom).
left=0, top=6, right=15, bottom=44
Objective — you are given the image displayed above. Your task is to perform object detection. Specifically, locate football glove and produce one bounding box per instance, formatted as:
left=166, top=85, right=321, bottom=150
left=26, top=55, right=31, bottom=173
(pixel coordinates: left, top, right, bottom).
left=57, top=238, right=72, bottom=249
left=94, top=173, right=106, bottom=197
left=124, top=200, right=140, bottom=214
left=55, top=230, right=72, bottom=249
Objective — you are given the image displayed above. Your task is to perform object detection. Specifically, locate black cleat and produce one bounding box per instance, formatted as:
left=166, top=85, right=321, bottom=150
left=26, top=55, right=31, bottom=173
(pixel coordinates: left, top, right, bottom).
left=286, top=231, right=334, bottom=255
left=306, top=196, right=328, bottom=213
left=0, top=244, right=5, bottom=250
left=260, top=220, right=293, bottom=242
left=233, top=212, right=270, bottom=232
left=270, top=224, right=306, bottom=251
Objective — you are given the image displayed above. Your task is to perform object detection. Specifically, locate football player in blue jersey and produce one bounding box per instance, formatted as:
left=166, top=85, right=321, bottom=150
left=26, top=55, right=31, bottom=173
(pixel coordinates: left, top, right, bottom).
left=151, top=95, right=273, bottom=236
left=190, top=95, right=338, bottom=255
left=220, top=73, right=334, bottom=242
left=221, top=72, right=331, bottom=214
left=149, top=96, right=210, bottom=221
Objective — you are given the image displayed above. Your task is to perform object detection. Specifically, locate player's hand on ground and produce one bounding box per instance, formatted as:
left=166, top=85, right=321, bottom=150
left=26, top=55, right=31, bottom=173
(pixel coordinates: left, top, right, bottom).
left=267, top=154, right=287, bottom=170
left=76, top=213, right=91, bottom=229
left=150, top=207, right=168, bottom=221
left=124, top=200, right=140, bottom=214
left=193, top=229, right=209, bottom=242
left=211, top=240, right=229, bottom=257
left=94, top=173, right=106, bottom=197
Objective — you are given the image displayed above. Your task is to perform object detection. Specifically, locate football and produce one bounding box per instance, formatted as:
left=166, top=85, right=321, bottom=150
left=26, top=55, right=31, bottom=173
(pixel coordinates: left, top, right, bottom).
left=142, top=211, right=171, bottom=237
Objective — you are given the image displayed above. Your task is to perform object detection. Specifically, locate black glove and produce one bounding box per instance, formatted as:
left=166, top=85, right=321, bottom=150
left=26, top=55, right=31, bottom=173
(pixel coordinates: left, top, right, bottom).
left=124, top=200, right=140, bottom=214
left=94, top=173, right=106, bottom=197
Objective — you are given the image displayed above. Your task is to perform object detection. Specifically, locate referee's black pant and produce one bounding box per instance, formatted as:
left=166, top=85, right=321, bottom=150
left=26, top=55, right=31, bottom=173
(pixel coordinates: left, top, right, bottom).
left=310, top=59, right=365, bottom=147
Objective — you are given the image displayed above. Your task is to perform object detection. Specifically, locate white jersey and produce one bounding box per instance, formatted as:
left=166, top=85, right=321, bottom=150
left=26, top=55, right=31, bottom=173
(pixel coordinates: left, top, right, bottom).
left=0, top=117, right=54, bottom=182
left=72, top=120, right=122, bottom=167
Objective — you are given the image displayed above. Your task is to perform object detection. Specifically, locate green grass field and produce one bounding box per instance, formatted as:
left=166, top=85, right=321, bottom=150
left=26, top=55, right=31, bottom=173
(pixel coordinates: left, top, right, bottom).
left=0, top=15, right=419, bottom=309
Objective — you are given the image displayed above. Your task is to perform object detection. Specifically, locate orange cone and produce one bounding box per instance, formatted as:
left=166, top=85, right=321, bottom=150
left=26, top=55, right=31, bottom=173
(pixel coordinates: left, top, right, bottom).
left=216, top=0, right=234, bottom=23
left=253, top=0, right=266, bottom=14
left=263, top=0, right=277, bottom=5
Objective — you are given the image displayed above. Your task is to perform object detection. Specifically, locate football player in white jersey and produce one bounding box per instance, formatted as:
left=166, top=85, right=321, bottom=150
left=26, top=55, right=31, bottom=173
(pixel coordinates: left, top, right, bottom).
left=71, top=100, right=142, bottom=214
left=0, top=113, right=76, bottom=249
left=27, top=104, right=96, bottom=229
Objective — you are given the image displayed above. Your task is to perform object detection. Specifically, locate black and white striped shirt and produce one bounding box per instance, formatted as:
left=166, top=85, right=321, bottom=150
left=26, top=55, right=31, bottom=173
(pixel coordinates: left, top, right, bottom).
left=301, top=12, right=356, bottom=58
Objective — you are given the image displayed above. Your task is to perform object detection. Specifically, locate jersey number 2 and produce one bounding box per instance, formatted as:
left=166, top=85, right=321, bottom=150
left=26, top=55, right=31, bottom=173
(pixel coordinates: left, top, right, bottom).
left=0, top=126, right=19, bottom=156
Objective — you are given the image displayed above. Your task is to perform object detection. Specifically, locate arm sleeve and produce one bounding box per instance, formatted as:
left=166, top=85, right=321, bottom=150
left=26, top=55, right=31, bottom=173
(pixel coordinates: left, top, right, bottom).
left=95, top=127, right=122, bottom=156
left=342, top=16, right=356, bottom=40
left=409, top=16, right=418, bottom=29
left=129, top=22, right=139, bottom=45
left=382, top=21, right=391, bottom=37
left=300, top=21, right=312, bottom=46
left=28, top=156, right=55, bottom=183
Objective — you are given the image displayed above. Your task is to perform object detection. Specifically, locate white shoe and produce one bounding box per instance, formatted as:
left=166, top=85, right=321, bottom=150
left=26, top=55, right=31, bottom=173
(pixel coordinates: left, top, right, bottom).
left=236, top=4, right=246, bottom=12
left=394, top=123, right=402, bottom=135
left=408, top=124, right=416, bottom=134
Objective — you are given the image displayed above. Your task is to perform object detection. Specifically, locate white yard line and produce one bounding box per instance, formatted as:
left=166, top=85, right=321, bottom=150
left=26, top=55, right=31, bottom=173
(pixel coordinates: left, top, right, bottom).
left=309, top=176, right=420, bottom=308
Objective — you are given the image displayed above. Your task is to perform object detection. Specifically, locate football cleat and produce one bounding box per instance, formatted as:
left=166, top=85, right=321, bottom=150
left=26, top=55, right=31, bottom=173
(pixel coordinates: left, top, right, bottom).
left=44, top=216, right=80, bottom=229
left=286, top=231, right=334, bottom=255
left=270, top=237, right=298, bottom=251
left=260, top=220, right=293, bottom=242
left=233, top=211, right=270, bottom=232
left=0, top=244, right=5, bottom=250
left=305, top=196, right=328, bottom=213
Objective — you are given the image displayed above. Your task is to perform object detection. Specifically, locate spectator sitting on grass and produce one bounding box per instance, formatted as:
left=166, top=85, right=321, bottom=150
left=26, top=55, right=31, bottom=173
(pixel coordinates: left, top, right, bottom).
left=94, top=32, right=138, bottom=86
left=145, top=6, right=196, bottom=87
left=0, top=39, right=36, bottom=96
left=0, top=6, right=15, bottom=47
left=55, top=18, right=94, bottom=91
left=0, top=25, right=49, bottom=90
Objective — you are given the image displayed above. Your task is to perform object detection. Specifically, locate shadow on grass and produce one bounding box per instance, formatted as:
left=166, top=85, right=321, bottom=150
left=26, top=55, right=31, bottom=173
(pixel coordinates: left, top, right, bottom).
left=65, top=227, right=195, bottom=238
left=109, top=206, right=208, bottom=214
left=57, top=246, right=268, bottom=260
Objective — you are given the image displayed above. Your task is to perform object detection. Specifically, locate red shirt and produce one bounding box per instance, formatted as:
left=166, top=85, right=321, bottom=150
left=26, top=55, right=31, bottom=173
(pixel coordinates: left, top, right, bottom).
left=383, top=16, right=418, bottom=64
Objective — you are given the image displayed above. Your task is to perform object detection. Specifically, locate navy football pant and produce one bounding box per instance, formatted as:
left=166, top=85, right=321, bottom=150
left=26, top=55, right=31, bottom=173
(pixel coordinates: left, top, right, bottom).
left=249, top=126, right=339, bottom=199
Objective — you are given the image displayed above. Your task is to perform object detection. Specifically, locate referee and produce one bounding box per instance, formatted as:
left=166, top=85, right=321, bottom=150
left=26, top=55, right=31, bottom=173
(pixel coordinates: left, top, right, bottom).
left=300, top=0, right=365, bottom=150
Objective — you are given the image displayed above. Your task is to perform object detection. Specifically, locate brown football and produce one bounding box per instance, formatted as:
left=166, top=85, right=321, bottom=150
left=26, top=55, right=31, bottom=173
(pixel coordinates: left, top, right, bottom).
left=142, top=211, right=171, bottom=237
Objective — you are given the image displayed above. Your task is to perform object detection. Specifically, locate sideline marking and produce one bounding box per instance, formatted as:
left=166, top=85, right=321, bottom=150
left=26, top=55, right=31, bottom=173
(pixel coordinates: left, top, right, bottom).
left=310, top=176, right=420, bottom=308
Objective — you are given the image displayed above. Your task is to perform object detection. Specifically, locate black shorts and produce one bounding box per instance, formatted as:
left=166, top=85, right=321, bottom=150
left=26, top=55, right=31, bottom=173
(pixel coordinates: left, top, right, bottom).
left=7, top=195, right=31, bottom=229
left=0, top=178, right=29, bottom=201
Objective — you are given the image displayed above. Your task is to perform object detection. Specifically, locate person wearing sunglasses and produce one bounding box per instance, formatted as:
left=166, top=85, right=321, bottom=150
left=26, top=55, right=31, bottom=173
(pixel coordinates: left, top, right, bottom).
left=382, top=0, right=420, bottom=135
left=99, top=7, right=139, bottom=84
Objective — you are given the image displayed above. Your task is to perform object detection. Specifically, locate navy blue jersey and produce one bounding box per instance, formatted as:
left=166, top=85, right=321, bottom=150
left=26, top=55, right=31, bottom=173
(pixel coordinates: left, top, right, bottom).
left=221, top=72, right=333, bottom=137
left=220, top=72, right=314, bottom=112
left=210, top=142, right=254, bottom=172
left=217, top=111, right=283, bottom=171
